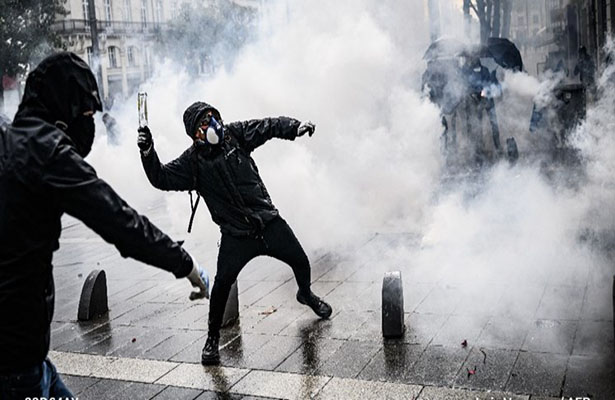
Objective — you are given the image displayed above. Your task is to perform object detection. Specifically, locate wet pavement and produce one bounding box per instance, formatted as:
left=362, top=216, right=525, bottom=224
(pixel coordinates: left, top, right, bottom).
left=50, top=200, right=615, bottom=399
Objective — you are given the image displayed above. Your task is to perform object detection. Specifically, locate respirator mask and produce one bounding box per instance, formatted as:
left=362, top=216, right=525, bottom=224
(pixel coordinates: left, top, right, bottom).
left=198, top=114, right=224, bottom=145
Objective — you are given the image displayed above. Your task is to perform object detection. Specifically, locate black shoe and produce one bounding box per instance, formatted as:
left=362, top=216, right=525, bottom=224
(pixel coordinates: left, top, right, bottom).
left=296, top=290, right=333, bottom=319
left=201, top=335, right=220, bottom=365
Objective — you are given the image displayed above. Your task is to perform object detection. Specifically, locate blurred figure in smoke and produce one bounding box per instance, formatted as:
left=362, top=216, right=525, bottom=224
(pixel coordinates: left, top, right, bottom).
left=137, top=101, right=332, bottom=365
left=574, top=46, right=596, bottom=99
left=102, top=112, right=120, bottom=145
left=0, top=53, right=210, bottom=399
left=461, top=54, right=503, bottom=164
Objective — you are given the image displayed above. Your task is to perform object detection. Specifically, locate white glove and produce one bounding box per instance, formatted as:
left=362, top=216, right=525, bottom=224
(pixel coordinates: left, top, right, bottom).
left=186, top=255, right=210, bottom=300
left=297, top=120, right=315, bottom=137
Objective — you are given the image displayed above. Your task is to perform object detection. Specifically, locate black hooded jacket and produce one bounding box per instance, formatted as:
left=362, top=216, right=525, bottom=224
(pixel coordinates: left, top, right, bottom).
left=0, top=53, right=193, bottom=372
left=141, top=102, right=301, bottom=236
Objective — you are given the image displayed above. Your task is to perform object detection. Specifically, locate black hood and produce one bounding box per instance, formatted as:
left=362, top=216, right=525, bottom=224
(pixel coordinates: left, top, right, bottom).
left=183, top=101, right=221, bottom=139
left=15, top=52, right=102, bottom=126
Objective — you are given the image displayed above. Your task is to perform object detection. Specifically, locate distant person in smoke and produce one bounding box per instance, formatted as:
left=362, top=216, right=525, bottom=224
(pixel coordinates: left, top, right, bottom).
left=137, top=101, right=333, bottom=365
left=574, top=46, right=596, bottom=98
left=0, top=52, right=210, bottom=399
left=102, top=112, right=120, bottom=145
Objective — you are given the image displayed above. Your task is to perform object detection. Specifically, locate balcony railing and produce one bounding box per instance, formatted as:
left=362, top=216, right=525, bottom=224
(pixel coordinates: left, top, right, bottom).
left=52, top=19, right=168, bottom=36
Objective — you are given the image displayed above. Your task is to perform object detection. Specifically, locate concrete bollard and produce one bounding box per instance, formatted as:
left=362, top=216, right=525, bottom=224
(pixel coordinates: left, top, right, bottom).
left=382, top=271, right=405, bottom=338
left=222, top=281, right=239, bottom=328
left=78, top=270, right=109, bottom=321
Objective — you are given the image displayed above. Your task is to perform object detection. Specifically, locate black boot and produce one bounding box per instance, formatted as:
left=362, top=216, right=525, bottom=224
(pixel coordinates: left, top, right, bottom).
left=296, top=290, right=333, bottom=319
left=201, top=335, right=220, bottom=365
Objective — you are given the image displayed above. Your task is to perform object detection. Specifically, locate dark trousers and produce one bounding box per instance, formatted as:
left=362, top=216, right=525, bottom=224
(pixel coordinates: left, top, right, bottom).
left=208, top=216, right=311, bottom=336
left=0, top=358, right=73, bottom=400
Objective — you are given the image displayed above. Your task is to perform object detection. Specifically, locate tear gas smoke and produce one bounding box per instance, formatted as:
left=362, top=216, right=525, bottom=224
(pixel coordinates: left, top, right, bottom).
left=86, top=0, right=612, bottom=337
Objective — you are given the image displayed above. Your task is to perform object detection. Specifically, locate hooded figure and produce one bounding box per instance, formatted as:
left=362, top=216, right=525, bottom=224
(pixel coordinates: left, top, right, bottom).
left=0, top=52, right=209, bottom=399
left=137, top=101, right=331, bottom=365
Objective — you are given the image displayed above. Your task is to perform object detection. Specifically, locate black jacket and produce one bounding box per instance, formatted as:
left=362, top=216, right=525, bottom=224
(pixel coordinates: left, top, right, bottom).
left=141, top=103, right=301, bottom=237
left=0, top=53, right=193, bottom=372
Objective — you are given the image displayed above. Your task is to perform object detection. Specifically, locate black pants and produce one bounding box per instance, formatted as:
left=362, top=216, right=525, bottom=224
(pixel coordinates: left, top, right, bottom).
left=208, top=216, right=311, bottom=336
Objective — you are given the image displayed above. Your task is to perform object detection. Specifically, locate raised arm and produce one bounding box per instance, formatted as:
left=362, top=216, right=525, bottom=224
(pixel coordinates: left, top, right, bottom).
left=225, top=117, right=302, bottom=153
left=138, top=126, right=194, bottom=191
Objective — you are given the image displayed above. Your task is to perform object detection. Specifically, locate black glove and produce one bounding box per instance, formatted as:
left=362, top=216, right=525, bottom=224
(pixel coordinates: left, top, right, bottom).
left=297, top=121, right=316, bottom=137
left=137, top=126, right=153, bottom=154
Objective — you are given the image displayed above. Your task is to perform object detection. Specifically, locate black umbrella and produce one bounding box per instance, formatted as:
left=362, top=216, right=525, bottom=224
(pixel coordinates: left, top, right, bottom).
left=482, top=37, right=523, bottom=71
left=423, top=38, right=466, bottom=61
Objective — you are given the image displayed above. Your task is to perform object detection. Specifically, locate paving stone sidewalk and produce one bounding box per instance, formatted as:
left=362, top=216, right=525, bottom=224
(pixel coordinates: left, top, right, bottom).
left=50, top=201, right=615, bottom=399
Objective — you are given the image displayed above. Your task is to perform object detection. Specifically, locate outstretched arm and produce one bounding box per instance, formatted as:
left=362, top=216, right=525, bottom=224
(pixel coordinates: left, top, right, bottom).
left=43, top=136, right=193, bottom=278
left=225, top=117, right=304, bottom=153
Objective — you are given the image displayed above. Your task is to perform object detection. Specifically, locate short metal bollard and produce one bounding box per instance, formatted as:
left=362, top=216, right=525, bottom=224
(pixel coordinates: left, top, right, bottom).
left=222, top=281, right=239, bottom=328
left=78, top=270, right=109, bottom=321
left=382, top=271, right=405, bottom=338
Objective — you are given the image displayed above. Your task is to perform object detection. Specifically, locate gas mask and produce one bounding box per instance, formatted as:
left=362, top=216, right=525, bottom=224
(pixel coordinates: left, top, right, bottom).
left=58, top=114, right=96, bottom=157
left=198, top=114, right=224, bottom=145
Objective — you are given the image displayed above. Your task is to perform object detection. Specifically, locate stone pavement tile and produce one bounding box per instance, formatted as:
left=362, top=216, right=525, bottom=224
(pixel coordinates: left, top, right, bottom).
left=151, top=385, right=205, bottom=399
left=194, top=391, right=243, bottom=400
left=170, top=329, right=242, bottom=364
left=431, top=315, right=489, bottom=346
left=231, top=370, right=329, bottom=400
left=249, top=307, right=309, bottom=335
left=417, top=386, right=529, bottom=400
left=57, top=322, right=115, bottom=352
left=51, top=321, right=97, bottom=349
left=240, top=281, right=287, bottom=307
left=506, top=352, right=568, bottom=397
left=350, top=311, right=382, bottom=342
left=238, top=258, right=293, bottom=282
left=74, top=378, right=133, bottom=400
left=319, top=310, right=371, bottom=340
left=53, top=298, right=80, bottom=322
left=315, top=259, right=362, bottom=282
left=324, top=281, right=377, bottom=312
left=405, top=345, right=469, bottom=386
left=563, top=354, right=615, bottom=399
left=218, top=333, right=273, bottom=367
left=253, top=280, right=301, bottom=309
left=112, top=302, right=168, bottom=325
left=451, top=286, right=506, bottom=318
left=535, top=286, right=585, bottom=320
left=143, top=330, right=207, bottom=361
left=115, top=381, right=167, bottom=399
left=477, top=317, right=533, bottom=350
left=316, top=376, right=421, bottom=400
left=572, top=320, right=614, bottom=355
left=496, top=285, right=545, bottom=319
left=275, top=338, right=345, bottom=375
left=109, top=327, right=176, bottom=358
left=414, top=286, right=461, bottom=315
left=236, top=335, right=303, bottom=370
left=83, top=325, right=150, bottom=356
left=580, top=284, right=613, bottom=321
left=454, top=347, right=518, bottom=391
left=166, top=304, right=209, bottom=330
left=60, top=375, right=100, bottom=395
left=401, top=283, right=435, bottom=314
left=278, top=311, right=333, bottom=338
left=521, top=320, right=577, bottom=354
left=137, top=303, right=192, bottom=328
left=358, top=343, right=425, bottom=383
left=316, top=340, right=381, bottom=379
left=156, top=363, right=249, bottom=392
left=403, top=313, right=448, bottom=345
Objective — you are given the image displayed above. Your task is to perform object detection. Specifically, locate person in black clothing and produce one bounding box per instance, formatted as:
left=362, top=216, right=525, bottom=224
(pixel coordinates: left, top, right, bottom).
left=0, top=52, right=210, bottom=399
left=137, top=101, right=333, bottom=365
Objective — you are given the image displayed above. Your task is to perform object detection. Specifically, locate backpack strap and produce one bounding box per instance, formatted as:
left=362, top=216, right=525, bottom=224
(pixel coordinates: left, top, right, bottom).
left=187, top=147, right=201, bottom=233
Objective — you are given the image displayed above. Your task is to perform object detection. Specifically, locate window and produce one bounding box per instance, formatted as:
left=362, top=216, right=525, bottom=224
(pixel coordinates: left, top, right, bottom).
left=104, top=0, right=113, bottom=21
left=124, top=0, right=132, bottom=21
left=127, top=46, right=135, bottom=66
left=141, top=0, right=148, bottom=26
left=533, top=14, right=539, bottom=24
left=82, top=0, right=89, bottom=23
left=155, top=0, right=163, bottom=23
left=108, top=46, right=120, bottom=68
